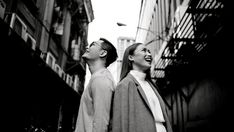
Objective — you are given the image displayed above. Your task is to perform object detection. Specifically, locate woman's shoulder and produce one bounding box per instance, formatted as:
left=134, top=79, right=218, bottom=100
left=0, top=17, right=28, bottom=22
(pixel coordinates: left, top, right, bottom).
left=119, top=74, right=135, bottom=84
left=116, top=75, right=136, bottom=90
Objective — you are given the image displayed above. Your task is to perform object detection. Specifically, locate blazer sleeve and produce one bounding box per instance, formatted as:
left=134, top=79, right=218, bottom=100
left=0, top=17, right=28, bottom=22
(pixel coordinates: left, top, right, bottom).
left=112, top=82, right=130, bottom=132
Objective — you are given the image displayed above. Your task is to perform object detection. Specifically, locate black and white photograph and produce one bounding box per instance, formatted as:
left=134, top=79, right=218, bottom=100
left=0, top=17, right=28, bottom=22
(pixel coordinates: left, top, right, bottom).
left=1, top=0, right=230, bottom=132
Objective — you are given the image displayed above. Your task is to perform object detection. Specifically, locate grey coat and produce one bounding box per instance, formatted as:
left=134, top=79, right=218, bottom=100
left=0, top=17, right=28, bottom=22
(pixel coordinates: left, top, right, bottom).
left=112, top=73, right=173, bottom=132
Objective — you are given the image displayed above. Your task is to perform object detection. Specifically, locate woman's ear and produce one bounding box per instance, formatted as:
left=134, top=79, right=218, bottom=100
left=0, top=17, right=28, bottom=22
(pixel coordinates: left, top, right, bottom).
left=100, top=50, right=107, bottom=58
left=128, top=55, right=134, bottom=61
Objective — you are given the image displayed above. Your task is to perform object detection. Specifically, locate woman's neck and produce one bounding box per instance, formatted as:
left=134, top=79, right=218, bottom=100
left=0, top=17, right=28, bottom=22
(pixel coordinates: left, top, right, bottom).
left=130, top=70, right=146, bottom=81
left=132, top=65, right=147, bottom=73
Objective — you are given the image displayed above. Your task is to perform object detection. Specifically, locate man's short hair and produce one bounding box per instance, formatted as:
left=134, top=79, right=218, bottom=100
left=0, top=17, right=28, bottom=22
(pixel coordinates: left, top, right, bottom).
left=100, top=38, right=118, bottom=67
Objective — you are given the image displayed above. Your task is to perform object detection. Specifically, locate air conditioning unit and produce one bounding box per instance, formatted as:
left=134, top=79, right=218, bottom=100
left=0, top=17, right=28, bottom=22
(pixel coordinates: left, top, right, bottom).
left=53, top=63, right=62, bottom=77
left=46, top=52, right=56, bottom=69
left=0, top=0, right=6, bottom=19
left=25, top=33, right=36, bottom=50
left=9, top=13, right=27, bottom=40
left=66, top=74, right=73, bottom=87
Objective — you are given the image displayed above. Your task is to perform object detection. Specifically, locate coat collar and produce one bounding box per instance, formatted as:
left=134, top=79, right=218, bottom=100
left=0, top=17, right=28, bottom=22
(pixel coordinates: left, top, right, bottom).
left=127, top=73, right=154, bottom=116
left=126, top=73, right=167, bottom=122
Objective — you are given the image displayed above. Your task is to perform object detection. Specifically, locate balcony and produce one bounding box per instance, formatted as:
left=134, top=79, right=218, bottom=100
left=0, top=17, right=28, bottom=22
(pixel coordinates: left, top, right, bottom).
left=1, top=18, right=80, bottom=132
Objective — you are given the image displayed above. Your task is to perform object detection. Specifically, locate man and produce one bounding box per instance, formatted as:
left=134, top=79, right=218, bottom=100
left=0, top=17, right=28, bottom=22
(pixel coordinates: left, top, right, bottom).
left=75, top=38, right=118, bottom=132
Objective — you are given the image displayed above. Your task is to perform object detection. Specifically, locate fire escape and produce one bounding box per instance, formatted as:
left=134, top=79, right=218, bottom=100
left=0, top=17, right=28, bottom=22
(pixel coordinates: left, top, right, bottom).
left=153, top=1, right=226, bottom=131
left=152, top=0, right=227, bottom=131
left=154, top=0, right=224, bottom=94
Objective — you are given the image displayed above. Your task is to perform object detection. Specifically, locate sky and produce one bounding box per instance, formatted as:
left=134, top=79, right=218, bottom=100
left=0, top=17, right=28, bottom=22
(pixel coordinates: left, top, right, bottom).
left=85, top=0, right=142, bottom=86
left=87, top=0, right=141, bottom=45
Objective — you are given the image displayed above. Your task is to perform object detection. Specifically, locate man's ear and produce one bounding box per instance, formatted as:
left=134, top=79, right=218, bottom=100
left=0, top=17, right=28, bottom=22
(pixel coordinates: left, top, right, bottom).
left=100, top=50, right=107, bottom=58
left=128, top=55, right=134, bottom=61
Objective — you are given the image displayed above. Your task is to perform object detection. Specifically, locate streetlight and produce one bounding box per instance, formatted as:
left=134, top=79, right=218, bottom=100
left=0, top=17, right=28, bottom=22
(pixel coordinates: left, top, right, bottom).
left=117, top=22, right=154, bottom=34
left=116, top=22, right=166, bottom=45
left=116, top=22, right=127, bottom=26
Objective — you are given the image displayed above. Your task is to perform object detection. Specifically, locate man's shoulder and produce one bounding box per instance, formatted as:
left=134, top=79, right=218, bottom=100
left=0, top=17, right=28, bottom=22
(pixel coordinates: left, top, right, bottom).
left=92, top=68, right=110, bottom=76
left=90, top=70, right=114, bottom=86
left=93, top=69, right=113, bottom=80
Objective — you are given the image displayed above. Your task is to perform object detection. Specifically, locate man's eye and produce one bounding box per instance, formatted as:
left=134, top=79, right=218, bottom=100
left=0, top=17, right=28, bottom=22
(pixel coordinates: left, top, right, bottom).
left=89, top=43, right=94, bottom=48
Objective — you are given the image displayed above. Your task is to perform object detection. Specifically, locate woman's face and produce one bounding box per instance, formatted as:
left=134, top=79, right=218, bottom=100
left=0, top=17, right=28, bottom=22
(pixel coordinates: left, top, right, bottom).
left=130, top=44, right=152, bottom=72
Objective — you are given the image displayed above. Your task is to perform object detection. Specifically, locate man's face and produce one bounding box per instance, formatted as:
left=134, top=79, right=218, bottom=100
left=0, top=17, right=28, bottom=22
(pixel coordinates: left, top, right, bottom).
left=82, top=40, right=104, bottom=61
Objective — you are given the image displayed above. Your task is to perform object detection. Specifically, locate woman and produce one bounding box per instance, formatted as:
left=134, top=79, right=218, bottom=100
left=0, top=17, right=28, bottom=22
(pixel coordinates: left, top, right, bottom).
left=112, top=43, right=173, bottom=132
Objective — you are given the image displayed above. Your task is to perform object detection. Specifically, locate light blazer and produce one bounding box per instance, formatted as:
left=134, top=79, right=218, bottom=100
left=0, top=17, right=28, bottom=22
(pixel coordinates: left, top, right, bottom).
left=112, top=73, right=173, bottom=132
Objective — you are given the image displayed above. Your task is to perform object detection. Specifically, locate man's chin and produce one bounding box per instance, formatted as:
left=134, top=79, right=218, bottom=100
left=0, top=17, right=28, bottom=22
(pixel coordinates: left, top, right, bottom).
left=81, top=54, right=87, bottom=59
left=81, top=55, right=89, bottom=62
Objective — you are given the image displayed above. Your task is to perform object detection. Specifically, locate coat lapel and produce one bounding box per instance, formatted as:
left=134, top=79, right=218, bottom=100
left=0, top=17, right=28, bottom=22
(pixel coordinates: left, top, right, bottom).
left=126, top=74, right=173, bottom=132
left=147, top=81, right=173, bottom=132
left=147, top=81, right=166, bottom=115
left=127, top=74, right=154, bottom=117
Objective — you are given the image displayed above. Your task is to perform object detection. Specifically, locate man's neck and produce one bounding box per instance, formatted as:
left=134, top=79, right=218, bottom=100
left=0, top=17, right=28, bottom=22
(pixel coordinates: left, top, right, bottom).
left=87, top=60, right=106, bottom=74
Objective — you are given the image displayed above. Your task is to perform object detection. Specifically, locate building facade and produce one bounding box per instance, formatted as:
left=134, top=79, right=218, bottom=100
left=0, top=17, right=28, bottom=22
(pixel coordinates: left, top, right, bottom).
left=1, top=0, right=93, bottom=131
left=136, top=0, right=227, bottom=132
left=2, top=0, right=94, bottom=93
